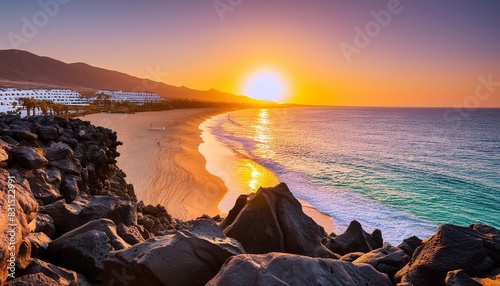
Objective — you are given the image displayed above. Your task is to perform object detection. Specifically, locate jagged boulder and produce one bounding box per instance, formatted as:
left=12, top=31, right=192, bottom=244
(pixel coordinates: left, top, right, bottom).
left=47, top=219, right=130, bottom=282
left=62, top=195, right=136, bottom=232
left=49, top=158, right=82, bottom=176
left=395, top=224, right=496, bottom=286
left=44, top=142, right=74, bottom=161
left=222, top=183, right=335, bottom=258
left=14, top=130, right=38, bottom=142
left=5, top=273, right=60, bottom=286
left=60, top=174, right=80, bottom=203
left=16, top=237, right=32, bottom=271
left=219, top=194, right=249, bottom=229
left=27, top=232, right=51, bottom=259
left=19, top=258, right=84, bottom=286
left=136, top=201, right=174, bottom=235
left=470, top=224, right=500, bottom=266
left=116, top=223, right=146, bottom=245
left=398, top=235, right=423, bottom=257
left=38, top=200, right=65, bottom=230
left=102, top=219, right=244, bottom=286
left=206, top=252, right=392, bottom=286
left=29, top=213, right=56, bottom=239
left=7, top=146, right=48, bottom=169
left=353, top=243, right=410, bottom=280
left=37, top=125, right=61, bottom=141
left=324, top=220, right=383, bottom=255
left=25, top=169, right=62, bottom=205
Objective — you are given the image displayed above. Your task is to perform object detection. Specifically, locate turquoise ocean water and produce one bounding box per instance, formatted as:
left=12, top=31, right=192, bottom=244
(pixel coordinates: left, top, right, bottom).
left=201, top=107, right=500, bottom=243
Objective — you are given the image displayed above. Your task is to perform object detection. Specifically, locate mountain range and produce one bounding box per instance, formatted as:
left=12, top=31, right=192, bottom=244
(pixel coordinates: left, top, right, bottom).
left=0, top=49, right=262, bottom=104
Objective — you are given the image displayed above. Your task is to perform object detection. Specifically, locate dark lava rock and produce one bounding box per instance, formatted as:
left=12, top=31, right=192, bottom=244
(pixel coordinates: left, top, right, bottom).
left=27, top=232, right=51, bottom=259
left=5, top=273, right=60, bottom=286
left=7, top=146, right=48, bottom=169
left=49, top=158, right=82, bottom=175
left=206, top=252, right=392, bottom=286
left=395, top=224, right=496, bottom=286
left=14, top=130, right=38, bottom=142
left=44, top=142, right=73, bottom=161
left=20, top=258, right=84, bottom=286
left=398, top=235, right=423, bottom=257
left=353, top=243, right=410, bottom=280
left=222, top=183, right=335, bottom=258
left=38, top=200, right=65, bottom=229
left=60, top=175, right=80, bottom=203
left=324, top=220, right=383, bottom=256
left=62, top=195, right=136, bottom=232
left=47, top=219, right=130, bottom=282
left=102, top=219, right=244, bottom=286
left=219, top=194, right=249, bottom=229
left=116, top=223, right=146, bottom=245
left=25, top=169, right=62, bottom=205
left=16, top=237, right=32, bottom=271
left=29, top=213, right=56, bottom=239
left=37, top=125, right=60, bottom=140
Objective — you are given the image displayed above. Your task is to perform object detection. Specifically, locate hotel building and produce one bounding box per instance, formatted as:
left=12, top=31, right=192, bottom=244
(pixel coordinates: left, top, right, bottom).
left=94, top=90, right=165, bottom=104
left=0, top=88, right=89, bottom=114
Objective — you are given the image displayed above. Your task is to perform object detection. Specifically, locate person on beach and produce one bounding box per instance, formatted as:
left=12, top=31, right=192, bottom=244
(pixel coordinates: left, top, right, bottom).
left=156, top=138, right=160, bottom=145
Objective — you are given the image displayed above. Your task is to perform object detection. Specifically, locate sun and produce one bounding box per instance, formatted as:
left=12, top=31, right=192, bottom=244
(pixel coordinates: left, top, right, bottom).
left=242, top=68, right=288, bottom=102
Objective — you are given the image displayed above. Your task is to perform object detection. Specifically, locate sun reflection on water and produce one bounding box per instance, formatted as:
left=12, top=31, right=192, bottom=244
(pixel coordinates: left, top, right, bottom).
left=254, top=109, right=270, bottom=143
left=247, top=161, right=260, bottom=191
left=240, top=159, right=279, bottom=193
left=254, top=109, right=275, bottom=159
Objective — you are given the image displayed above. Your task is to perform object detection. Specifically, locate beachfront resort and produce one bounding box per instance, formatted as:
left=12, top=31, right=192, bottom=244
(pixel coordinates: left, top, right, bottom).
left=93, top=90, right=165, bottom=104
left=0, top=88, right=165, bottom=115
left=0, top=88, right=88, bottom=114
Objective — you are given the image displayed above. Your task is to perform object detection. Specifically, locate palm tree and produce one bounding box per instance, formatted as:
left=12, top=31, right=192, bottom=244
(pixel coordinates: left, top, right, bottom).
left=39, top=100, right=50, bottom=115
left=63, top=105, right=69, bottom=116
left=53, top=103, right=64, bottom=116
left=18, top=97, right=36, bottom=117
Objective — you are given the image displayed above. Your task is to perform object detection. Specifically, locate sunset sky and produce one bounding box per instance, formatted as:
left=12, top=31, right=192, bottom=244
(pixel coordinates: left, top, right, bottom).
left=1, top=0, right=499, bottom=107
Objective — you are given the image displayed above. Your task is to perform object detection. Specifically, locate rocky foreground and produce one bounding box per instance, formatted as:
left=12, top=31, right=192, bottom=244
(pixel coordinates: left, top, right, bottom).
left=0, top=115, right=499, bottom=286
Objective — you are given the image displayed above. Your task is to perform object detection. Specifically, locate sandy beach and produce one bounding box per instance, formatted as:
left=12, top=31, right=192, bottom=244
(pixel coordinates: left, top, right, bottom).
left=83, top=109, right=229, bottom=220
left=83, top=108, right=334, bottom=232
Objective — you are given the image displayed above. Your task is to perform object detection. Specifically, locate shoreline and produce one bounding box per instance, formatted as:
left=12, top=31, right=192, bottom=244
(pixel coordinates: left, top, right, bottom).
left=200, top=111, right=335, bottom=233
left=84, top=108, right=335, bottom=233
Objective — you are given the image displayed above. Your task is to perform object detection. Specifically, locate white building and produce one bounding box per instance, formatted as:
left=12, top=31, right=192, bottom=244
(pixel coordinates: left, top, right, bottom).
left=94, top=90, right=165, bottom=104
left=0, top=88, right=89, bottom=114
